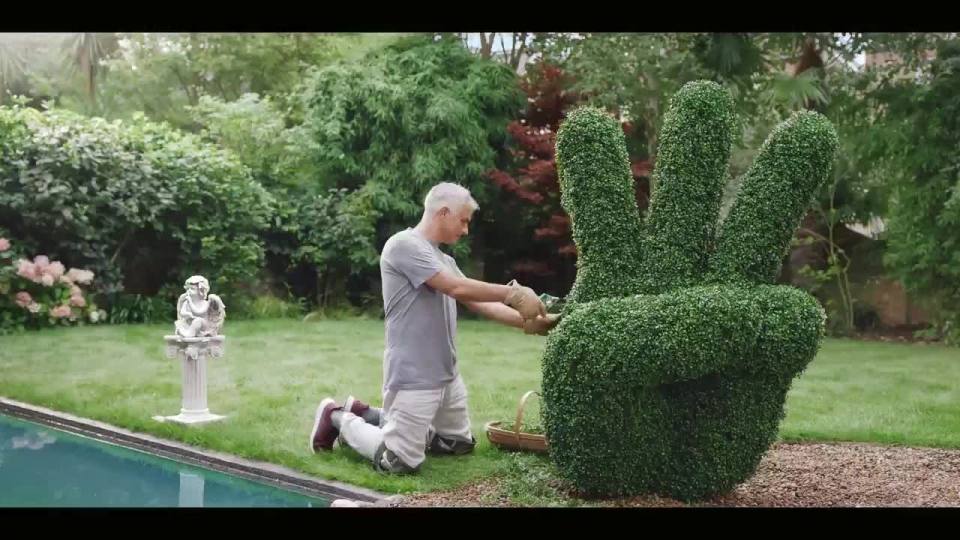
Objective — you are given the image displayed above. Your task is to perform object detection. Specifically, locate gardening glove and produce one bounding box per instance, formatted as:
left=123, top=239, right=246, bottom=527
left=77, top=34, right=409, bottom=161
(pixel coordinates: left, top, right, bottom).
left=504, top=279, right=546, bottom=320
left=523, top=313, right=561, bottom=336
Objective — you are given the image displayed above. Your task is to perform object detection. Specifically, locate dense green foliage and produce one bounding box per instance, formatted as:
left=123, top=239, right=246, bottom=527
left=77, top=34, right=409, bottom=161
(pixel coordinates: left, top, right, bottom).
left=543, top=81, right=838, bottom=500
left=0, top=105, right=272, bottom=302
left=2, top=32, right=957, bottom=341
left=868, top=41, right=960, bottom=343
left=302, top=36, right=524, bottom=222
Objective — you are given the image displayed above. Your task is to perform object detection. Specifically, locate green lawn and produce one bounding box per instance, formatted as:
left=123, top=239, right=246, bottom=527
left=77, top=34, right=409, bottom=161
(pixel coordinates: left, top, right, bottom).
left=0, top=318, right=957, bottom=496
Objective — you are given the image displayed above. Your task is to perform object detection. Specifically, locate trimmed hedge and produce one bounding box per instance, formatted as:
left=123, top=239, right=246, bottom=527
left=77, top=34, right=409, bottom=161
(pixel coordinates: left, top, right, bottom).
left=642, top=81, right=736, bottom=292
left=543, top=81, right=838, bottom=501
left=708, top=111, right=841, bottom=285
left=555, top=107, right=644, bottom=303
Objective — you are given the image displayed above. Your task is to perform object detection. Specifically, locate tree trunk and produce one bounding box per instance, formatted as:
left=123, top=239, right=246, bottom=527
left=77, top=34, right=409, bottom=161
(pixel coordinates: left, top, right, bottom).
left=794, top=35, right=826, bottom=112
left=317, top=272, right=328, bottom=307
left=790, top=33, right=830, bottom=286
left=479, top=33, right=495, bottom=59
left=508, top=32, right=529, bottom=72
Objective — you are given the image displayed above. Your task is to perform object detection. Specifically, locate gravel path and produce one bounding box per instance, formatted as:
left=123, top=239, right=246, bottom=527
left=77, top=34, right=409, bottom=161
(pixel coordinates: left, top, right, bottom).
left=395, top=442, right=960, bottom=507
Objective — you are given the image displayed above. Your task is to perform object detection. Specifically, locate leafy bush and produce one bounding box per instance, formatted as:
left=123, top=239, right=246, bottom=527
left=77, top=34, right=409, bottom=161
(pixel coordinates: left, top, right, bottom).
left=105, top=293, right=172, bottom=325
left=188, top=93, right=317, bottom=190
left=240, top=294, right=307, bottom=320
left=189, top=93, right=382, bottom=309
left=259, top=187, right=381, bottom=309
left=301, top=35, right=523, bottom=220
left=301, top=303, right=374, bottom=322
left=853, top=303, right=881, bottom=332
left=0, top=105, right=273, bottom=302
left=542, top=81, right=838, bottom=501
left=879, top=40, right=960, bottom=344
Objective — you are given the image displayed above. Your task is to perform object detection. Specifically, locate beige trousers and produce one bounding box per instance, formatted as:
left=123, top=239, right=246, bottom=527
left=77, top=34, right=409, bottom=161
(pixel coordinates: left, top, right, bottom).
left=338, top=374, right=473, bottom=469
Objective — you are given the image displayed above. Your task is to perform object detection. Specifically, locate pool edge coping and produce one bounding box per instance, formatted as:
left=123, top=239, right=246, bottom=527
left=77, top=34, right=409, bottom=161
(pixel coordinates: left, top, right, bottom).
left=0, top=396, right=387, bottom=504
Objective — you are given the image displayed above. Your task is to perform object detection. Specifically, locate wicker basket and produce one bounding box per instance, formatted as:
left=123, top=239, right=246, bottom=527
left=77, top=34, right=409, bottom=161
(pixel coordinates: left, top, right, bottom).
left=485, top=390, right=548, bottom=453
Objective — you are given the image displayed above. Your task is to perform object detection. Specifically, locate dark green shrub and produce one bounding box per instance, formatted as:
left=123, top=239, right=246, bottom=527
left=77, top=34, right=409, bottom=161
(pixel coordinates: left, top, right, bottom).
left=853, top=304, right=881, bottom=332
left=543, top=81, right=838, bottom=501
left=106, top=293, right=172, bottom=325
left=0, top=105, right=273, bottom=302
left=879, top=40, right=960, bottom=344
left=301, top=35, right=523, bottom=222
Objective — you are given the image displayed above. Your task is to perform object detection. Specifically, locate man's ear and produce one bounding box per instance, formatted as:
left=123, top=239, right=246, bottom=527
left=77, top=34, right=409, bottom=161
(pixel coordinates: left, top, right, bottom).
left=437, top=207, right=450, bottom=217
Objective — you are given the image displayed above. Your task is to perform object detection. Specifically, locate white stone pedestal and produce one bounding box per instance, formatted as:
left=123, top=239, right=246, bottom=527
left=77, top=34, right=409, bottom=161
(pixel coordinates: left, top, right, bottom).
left=154, top=336, right=227, bottom=425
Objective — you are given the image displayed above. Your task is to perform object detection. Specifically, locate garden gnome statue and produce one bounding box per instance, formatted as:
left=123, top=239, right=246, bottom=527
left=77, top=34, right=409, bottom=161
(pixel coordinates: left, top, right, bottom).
left=155, top=275, right=227, bottom=425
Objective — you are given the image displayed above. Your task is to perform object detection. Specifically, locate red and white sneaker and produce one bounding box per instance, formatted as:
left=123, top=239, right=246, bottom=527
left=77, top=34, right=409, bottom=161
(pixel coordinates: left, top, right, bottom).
left=309, top=398, right=341, bottom=453
left=344, top=395, right=381, bottom=426
left=344, top=395, right=370, bottom=416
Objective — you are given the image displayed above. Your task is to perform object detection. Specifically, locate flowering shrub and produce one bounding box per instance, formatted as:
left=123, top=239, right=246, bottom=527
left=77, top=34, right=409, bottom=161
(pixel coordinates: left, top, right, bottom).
left=0, top=235, right=105, bottom=332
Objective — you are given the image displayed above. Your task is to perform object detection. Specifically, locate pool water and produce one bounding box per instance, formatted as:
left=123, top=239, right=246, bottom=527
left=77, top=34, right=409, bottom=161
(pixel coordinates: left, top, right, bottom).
left=0, top=414, right=330, bottom=507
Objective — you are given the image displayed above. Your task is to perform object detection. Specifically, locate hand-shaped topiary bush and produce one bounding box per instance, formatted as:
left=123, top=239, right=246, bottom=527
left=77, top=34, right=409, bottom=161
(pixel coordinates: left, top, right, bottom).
left=542, top=80, right=838, bottom=501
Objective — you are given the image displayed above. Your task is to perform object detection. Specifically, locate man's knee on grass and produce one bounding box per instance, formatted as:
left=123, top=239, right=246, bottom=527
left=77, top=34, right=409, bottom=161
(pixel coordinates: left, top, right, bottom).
left=427, top=433, right=477, bottom=456
left=374, top=443, right=421, bottom=475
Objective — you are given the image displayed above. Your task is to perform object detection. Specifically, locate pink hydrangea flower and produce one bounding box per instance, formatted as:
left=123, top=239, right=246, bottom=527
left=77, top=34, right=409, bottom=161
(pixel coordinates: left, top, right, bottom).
left=27, top=302, right=41, bottom=314
left=50, top=305, right=72, bottom=318
left=46, top=261, right=65, bottom=280
left=40, top=274, right=55, bottom=287
left=14, top=291, right=32, bottom=308
left=69, top=295, right=86, bottom=308
left=33, top=255, right=50, bottom=269
left=17, top=259, right=39, bottom=282
left=0, top=238, right=9, bottom=252
left=70, top=284, right=82, bottom=297
left=66, top=268, right=94, bottom=285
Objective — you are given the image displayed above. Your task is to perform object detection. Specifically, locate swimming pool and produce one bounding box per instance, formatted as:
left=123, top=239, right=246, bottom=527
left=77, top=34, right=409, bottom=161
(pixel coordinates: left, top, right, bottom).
left=0, top=413, right=330, bottom=507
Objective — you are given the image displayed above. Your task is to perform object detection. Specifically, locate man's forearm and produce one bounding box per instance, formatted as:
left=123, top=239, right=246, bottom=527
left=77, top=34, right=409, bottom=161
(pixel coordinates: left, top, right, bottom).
left=464, top=301, right=524, bottom=328
left=425, top=271, right=543, bottom=319
left=446, top=276, right=511, bottom=304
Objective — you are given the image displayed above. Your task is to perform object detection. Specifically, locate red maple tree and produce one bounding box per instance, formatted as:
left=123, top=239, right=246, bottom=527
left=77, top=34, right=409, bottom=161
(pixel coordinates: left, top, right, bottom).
left=488, top=63, right=652, bottom=287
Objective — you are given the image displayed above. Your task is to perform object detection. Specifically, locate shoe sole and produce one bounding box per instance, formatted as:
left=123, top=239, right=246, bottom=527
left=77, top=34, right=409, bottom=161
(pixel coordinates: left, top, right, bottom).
left=338, top=396, right=357, bottom=448
left=309, top=398, right=336, bottom=454
left=344, top=395, right=356, bottom=416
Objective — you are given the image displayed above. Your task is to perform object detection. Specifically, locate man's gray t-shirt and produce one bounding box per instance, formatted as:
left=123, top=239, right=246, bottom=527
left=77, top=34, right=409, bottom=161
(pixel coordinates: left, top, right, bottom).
left=380, top=228, right=465, bottom=391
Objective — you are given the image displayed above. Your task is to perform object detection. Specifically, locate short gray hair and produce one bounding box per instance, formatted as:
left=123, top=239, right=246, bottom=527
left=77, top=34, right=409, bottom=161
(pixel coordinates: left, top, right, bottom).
left=423, top=182, right=479, bottom=214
